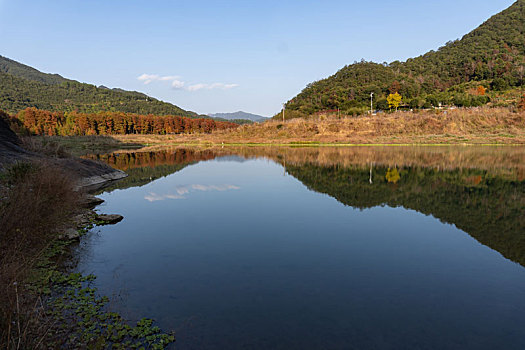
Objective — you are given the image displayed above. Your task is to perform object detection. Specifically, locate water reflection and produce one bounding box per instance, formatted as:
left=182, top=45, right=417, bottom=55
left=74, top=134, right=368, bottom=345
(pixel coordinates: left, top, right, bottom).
left=86, top=146, right=525, bottom=267
left=81, top=146, right=525, bottom=349
left=145, top=184, right=241, bottom=202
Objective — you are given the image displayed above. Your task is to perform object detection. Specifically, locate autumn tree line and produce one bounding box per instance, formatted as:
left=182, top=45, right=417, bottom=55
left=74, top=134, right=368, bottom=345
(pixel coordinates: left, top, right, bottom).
left=5, top=108, right=238, bottom=136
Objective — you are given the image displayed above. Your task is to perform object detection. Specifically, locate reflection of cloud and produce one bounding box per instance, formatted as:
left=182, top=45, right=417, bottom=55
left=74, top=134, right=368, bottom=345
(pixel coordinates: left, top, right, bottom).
left=144, top=193, right=185, bottom=201
left=145, top=184, right=240, bottom=202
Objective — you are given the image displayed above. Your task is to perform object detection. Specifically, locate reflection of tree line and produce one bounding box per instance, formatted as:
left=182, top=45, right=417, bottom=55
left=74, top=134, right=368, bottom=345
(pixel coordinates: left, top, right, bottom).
left=284, top=162, right=525, bottom=267
left=219, top=146, right=525, bottom=181
left=86, top=149, right=218, bottom=192
left=89, top=147, right=525, bottom=266
left=86, top=149, right=217, bottom=171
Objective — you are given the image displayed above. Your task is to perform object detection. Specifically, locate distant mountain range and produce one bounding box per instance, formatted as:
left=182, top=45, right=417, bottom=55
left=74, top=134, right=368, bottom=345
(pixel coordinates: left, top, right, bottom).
left=0, top=55, right=197, bottom=117
left=208, top=111, right=268, bottom=122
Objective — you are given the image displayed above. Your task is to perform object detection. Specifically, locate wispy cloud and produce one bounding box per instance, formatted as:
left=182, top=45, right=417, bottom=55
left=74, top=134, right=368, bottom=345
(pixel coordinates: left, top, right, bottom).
left=171, top=80, right=185, bottom=89
left=137, top=74, right=181, bottom=85
left=187, top=83, right=239, bottom=91
left=145, top=184, right=240, bottom=202
left=138, top=73, right=238, bottom=92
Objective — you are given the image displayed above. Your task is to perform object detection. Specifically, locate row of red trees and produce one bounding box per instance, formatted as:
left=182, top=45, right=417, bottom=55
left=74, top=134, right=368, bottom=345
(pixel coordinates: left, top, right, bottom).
left=14, top=108, right=238, bottom=136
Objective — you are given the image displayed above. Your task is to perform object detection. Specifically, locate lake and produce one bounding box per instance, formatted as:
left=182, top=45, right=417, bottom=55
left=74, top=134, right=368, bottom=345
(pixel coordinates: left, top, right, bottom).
left=78, top=146, right=525, bottom=349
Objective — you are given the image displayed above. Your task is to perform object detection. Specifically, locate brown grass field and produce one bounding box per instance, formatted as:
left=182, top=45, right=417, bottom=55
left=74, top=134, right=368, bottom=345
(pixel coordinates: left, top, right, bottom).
left=104, top=107, right=525, bottom=145
left=35, top=107, right=525, bottom=154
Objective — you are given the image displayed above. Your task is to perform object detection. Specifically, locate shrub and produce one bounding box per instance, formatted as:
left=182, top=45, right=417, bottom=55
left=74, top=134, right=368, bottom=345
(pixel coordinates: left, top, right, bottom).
left=0, top=162, right=80, bottom=348
left=518, top=94, right=525, bottom=111
left=21, top=137, right=70, bottom=158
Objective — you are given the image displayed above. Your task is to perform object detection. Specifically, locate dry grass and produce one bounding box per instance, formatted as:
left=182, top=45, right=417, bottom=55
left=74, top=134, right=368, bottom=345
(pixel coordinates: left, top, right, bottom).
left=207, top=107, right=525, bottom=144
left=21, top=135, right=143, bottom=157
left=20, top=137, right=71, bottom=158
left=36, top=108, right=525, bottom=149
left=97, top=107, right=525, bottom=145
left=0, top=162, right=81, bottom=349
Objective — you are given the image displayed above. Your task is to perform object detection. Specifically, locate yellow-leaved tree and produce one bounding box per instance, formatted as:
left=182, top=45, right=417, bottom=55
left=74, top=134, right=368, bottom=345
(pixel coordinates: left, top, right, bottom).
left=387, top=93, right=402, bottom=111
left=385, top=167, right=401, bottom=183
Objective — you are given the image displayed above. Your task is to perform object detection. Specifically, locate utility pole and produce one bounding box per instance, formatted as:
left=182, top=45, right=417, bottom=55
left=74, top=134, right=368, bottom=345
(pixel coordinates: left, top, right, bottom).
left=282, top=104, right=285, bottom=122
left=370, top=92, right=374, bottom=115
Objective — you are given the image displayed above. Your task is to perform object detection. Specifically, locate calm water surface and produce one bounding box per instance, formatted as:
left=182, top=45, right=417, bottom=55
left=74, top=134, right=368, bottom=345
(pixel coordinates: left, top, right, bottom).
left=78, top=146, right=525, bottom=349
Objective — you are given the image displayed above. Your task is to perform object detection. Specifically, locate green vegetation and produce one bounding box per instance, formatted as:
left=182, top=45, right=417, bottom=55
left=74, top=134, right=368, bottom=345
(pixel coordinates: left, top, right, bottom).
left=212, top=116, right=255, bottom=125
left=0, top=55, right=196, bottom=117
left=35, top=249, right=174, bottom=349
left=280, top=0, right=525, bottom=118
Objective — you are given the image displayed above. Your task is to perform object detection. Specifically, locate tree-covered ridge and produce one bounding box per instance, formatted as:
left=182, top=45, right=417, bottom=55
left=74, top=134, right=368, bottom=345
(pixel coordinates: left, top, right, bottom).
left=285, top=162, right=525, bottom=267
left=0, top=55, right=69, bottom=85
left=0, top=56, right=197, bottom=117
left=283, top=0, right=525, bottom=117
left=9, top=108, right=238, bottom=136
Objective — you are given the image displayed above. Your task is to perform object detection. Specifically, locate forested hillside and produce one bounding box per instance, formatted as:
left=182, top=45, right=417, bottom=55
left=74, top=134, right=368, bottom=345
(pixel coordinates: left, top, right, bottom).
left=283, top=0, right=525, bottom=118
left=0, top=56, right=196, bottom=117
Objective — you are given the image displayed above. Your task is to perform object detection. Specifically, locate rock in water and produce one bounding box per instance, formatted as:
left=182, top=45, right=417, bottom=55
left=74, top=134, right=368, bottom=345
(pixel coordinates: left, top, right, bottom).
left=61, top=228, right=81, bottom=240
left=81, top=194, right=105, bottom=208
left=97, top=214, right=124, bottom=225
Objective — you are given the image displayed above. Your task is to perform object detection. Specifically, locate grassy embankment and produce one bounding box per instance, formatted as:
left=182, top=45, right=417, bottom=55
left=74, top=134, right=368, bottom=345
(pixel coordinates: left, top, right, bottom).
left=39, top=107, right=525, bottom=150
left=0, top=149, right=174, bottom=348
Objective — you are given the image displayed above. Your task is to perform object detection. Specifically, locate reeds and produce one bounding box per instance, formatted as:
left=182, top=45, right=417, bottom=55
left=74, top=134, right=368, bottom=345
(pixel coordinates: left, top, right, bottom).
left=0, top=162, right=80, bottom=349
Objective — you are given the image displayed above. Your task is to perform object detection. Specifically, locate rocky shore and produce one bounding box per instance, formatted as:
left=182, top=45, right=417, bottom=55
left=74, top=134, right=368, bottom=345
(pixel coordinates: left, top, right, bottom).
left=1, top=114, right=127, bottom=241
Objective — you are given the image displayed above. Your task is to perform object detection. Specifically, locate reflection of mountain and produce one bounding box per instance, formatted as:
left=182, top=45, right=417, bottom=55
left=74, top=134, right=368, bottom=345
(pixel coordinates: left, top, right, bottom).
left=90, top=146, right=525, bottom=267
left=284, top=163, right=525, bottom=267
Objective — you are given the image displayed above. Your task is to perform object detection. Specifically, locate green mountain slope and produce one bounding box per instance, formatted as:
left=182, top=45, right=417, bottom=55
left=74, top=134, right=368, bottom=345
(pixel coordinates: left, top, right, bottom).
left=0, top=55, right=68, bottom=85
left=0, top=56, right=197, bottom=117
left=283, top=0, right=525, bottom=117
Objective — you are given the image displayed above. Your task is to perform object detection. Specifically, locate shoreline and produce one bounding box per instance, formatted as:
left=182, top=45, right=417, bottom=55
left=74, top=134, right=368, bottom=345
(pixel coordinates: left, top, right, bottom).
left=0, top=135, right=175, bottom=348
left=34, top=135, right=525, bottom=159
left=20, top=177, right=175, bottom=348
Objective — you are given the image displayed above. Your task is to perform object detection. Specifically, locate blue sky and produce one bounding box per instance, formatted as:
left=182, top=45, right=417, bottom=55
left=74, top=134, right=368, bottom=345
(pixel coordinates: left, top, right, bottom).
left=0, top=0, right=516, bottom=116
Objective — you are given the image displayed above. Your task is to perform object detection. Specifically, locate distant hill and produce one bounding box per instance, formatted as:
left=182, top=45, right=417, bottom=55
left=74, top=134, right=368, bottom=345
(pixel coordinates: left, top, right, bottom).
left=0, top=55, right=197, bottom=117
left=281, top=0, right=525, bottom=118
left=209, top=111, right=268, bottom=122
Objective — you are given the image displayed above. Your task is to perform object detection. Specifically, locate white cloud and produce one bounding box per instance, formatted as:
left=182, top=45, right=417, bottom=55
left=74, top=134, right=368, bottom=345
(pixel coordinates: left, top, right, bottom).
left=171, top=80, right=185, bottom=89
left=144, top=184, right=240, bottom=202
left=137, top=74, right=159, bottom=84
left=138, top=74, right=239, bottom=92
left=187, top=83, right=239, bottom=91
left=137, top=74, right=181, bottom=85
